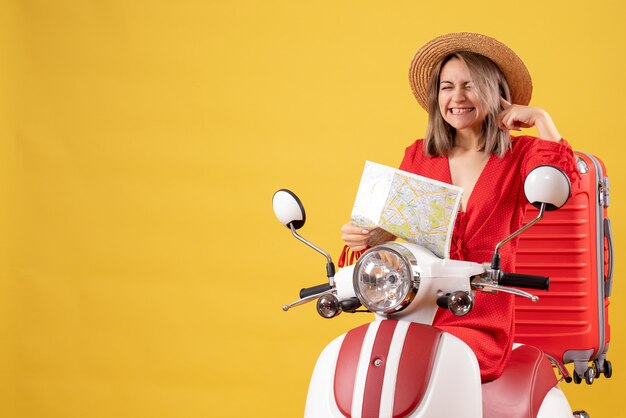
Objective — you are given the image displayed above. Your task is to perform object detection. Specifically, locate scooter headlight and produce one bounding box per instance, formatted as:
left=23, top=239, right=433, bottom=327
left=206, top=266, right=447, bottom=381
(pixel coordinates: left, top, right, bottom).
left=353, top=243, right=419, bottom=314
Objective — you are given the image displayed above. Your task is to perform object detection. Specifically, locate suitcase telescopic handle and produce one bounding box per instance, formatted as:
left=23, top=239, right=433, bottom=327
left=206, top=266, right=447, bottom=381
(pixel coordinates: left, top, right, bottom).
left=499, top=273, right=550, bottom=290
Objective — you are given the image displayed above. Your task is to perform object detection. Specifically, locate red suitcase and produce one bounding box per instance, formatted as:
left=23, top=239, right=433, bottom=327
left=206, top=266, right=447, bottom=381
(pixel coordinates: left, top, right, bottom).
left=514, top=151, right=613, bottom=384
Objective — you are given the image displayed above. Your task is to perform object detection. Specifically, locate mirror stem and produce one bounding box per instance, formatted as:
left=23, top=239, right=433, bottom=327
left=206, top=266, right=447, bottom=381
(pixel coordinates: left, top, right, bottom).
left=491, top=203, right=546, bottom=270
left=289, top=223, right=336, bottom=286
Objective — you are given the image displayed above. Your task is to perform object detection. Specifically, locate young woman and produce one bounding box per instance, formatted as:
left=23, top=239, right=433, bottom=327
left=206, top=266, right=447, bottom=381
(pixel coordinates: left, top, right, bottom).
left=341, top=32, right=578, bottom=382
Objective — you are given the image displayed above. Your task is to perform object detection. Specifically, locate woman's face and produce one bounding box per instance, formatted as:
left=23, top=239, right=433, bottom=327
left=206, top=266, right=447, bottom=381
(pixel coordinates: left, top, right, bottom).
left=437, top=58, right=486, bottom=136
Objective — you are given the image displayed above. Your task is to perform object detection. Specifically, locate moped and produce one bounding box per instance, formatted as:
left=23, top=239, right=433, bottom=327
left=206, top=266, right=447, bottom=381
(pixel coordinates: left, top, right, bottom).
left=273, top=165, right=590, bottom=418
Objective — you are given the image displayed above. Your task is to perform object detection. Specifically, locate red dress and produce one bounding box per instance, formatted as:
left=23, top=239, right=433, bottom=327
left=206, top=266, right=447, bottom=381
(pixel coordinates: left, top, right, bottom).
left=399, top=135, right=578, bottom=381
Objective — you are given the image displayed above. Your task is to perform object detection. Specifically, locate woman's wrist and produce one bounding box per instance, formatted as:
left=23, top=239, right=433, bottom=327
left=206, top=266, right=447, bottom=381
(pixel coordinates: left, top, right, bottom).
left=534, top=109, right=561, bottom=142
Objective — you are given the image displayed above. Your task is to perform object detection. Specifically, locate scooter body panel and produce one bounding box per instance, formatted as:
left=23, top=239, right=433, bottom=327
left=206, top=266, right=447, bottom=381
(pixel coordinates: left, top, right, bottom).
left=537, top=387, right=574, bottom=418
left=305, top=321, right=483, bottom=418
left=305, top=334, right=345, bottom=417
left=409, top=332, right=482, bottom=417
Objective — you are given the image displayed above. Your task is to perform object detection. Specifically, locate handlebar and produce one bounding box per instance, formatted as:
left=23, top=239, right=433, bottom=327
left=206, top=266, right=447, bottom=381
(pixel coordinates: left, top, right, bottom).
left=499, top=272, right=550, bottom=291
left=300, top=283, right=332, bottom=298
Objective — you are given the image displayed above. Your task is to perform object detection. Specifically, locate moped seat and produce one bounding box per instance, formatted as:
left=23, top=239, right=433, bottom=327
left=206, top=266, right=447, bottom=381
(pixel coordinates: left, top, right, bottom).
left=482, top=345, right=557, bottom=418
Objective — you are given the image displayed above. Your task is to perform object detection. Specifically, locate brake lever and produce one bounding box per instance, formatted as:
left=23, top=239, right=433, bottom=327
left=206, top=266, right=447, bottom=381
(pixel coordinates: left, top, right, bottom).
left=471, top=278, right=539, bottom=302
left=282, top=289, right=336, bottom=311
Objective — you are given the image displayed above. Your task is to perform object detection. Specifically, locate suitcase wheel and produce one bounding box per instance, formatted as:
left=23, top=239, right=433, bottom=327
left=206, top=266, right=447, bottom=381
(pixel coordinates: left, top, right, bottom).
left=592, top=359, right=602, bottom=378
left=572, top=367, right=596, bottom=385
left=592, top=358, right=613, bottom=379
left=603, top=359, right=613, bottom=378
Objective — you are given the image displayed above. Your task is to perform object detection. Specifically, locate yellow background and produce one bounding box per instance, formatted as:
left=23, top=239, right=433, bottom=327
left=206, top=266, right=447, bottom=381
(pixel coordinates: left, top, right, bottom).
left=1, top=1, right=624, bottom=417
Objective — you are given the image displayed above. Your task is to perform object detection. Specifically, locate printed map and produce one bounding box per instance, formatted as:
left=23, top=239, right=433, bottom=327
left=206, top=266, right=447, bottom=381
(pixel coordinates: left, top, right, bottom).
left=351, top=161, right=463, bottom=258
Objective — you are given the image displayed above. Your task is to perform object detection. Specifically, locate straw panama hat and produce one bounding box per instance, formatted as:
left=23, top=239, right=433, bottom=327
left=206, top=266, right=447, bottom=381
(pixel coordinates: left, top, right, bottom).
left=409, top=32, right=533, bottom=110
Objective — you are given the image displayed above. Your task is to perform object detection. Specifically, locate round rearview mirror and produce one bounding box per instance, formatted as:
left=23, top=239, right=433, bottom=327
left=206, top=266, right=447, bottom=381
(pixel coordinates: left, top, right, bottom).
left=524, top=165, right=571, bottom=211
left=272, top=189, right=306, bottom=229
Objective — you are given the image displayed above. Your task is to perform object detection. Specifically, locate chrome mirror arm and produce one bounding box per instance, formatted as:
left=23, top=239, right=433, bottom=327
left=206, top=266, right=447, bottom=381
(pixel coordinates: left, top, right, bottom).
left=491, top=203, right=546, bottom=270
left=289, top=224, right=336, bottom=286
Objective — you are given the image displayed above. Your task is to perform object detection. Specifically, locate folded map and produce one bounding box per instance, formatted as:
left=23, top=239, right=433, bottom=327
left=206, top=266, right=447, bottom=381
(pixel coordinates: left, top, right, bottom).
left=351, top=161, right=464, bottom=258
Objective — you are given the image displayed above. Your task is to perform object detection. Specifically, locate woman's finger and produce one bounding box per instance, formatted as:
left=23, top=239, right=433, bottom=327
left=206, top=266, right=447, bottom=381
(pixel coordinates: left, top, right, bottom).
left=341, top=231, right=370, bottom=241
left=342, top=234, right=370, bottom=250
left=341, top=221, right=372, bottom=251
left=503, top=112, right=515, bottom=129
left=341, top=222, right=370, bottom=235
left=500, top=110, right=522, bottom=131
left=498, top=109, right=510, bottom=131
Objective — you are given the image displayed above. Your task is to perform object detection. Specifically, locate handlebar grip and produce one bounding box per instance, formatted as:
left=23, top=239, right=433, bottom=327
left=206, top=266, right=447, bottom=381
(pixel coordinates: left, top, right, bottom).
left=300, top=283, right=331, bottom=298
left=499, top=273, right=550, bottom=290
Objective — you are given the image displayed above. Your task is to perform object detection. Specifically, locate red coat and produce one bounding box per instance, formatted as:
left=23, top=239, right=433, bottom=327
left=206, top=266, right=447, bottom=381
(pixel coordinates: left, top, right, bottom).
left=399, top=135, right=578, bottom=381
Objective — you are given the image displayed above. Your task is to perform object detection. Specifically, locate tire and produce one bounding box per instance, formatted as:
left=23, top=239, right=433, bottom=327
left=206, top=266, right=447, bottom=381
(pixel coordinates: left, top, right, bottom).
left=603, top=360, right=613, bottom=378
left=592, top=359, right=601, bottom=378
left=573, top=371, right=582, bottom=384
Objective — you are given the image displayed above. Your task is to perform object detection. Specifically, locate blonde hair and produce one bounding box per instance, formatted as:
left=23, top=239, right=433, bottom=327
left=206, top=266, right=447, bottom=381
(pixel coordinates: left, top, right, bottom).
left=424, top=51, right=512, bottom=157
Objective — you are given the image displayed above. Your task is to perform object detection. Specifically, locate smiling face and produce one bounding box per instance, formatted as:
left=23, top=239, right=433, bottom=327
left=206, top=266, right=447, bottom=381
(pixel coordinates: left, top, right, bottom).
left=424, top=51, right=513, bottom=157
left=437, top=57, right=487, bottom=137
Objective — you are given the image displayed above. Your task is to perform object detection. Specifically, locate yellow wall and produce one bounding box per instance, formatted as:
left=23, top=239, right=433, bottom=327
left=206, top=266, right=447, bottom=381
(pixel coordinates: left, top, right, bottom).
left=1, top=1, right=624, bottom=417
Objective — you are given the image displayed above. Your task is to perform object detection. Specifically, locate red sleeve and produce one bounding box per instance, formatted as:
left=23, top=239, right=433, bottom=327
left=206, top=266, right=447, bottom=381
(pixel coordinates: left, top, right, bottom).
left=522, top=138, right=580, bottom=189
